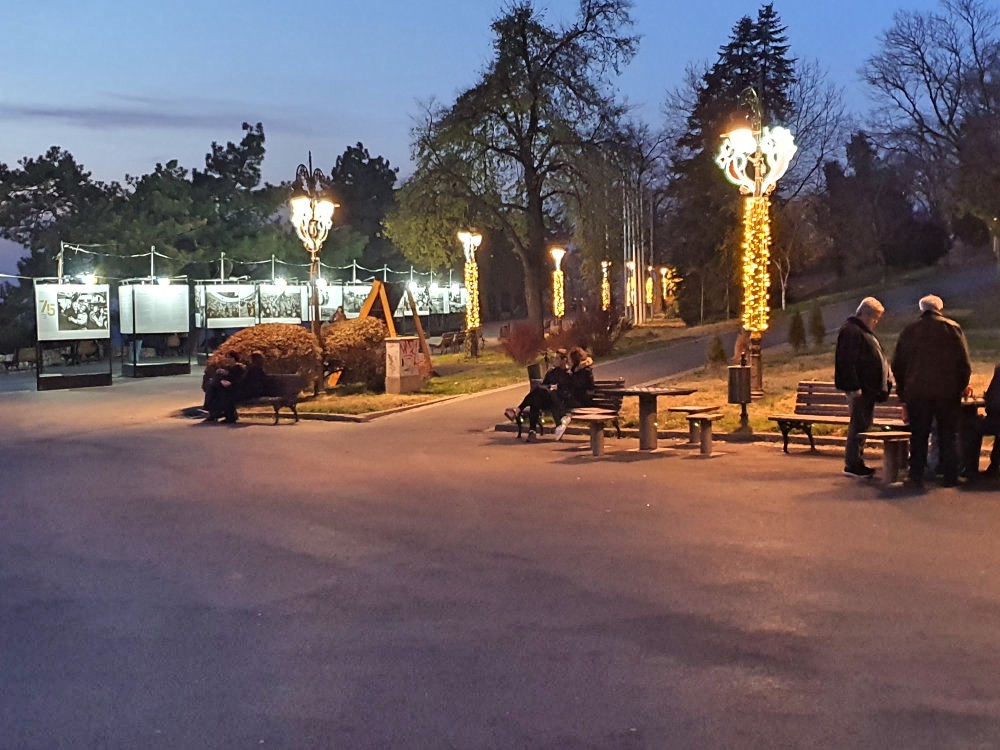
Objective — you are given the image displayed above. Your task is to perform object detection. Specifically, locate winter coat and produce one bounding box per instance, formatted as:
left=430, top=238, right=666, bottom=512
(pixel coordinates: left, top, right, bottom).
left=834, top=315, right=891, bottom=400
left=567, top=357, right=595, bottom=408
left=891, top=310, right=971, bottom=402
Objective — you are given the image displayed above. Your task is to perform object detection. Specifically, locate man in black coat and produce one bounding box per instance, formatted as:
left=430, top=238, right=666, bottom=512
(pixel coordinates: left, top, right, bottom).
left=835, top=297, right=892, bottom=477
left=891, top=294, right=972, bottom=488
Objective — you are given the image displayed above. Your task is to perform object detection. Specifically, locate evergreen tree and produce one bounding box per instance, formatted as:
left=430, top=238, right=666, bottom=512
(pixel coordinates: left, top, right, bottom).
left=664, top=3, right=798, bottom=324
left=788, top=309, right=806, bottom=352
left=808, top=301, right=825, bottom=348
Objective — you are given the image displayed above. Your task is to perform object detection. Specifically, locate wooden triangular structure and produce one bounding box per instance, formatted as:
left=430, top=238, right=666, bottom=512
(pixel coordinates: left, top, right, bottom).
left=327, top=280, right=432, bottom=386
left=357, top=280, right=398, bottom=337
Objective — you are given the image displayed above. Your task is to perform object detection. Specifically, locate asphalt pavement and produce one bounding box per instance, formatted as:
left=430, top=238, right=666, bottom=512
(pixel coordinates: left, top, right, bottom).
left=4, top=312, right=1000, bottom=748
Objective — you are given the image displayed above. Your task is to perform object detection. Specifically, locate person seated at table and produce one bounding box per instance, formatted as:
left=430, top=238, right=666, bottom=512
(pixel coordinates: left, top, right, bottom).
left=966, top=364, right=1000, bottom=478
left=504, top=349, right=572, bottom=440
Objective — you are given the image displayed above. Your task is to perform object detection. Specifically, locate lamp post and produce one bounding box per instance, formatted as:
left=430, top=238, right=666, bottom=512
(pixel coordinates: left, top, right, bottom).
left=457, top=230, right=482, bottom=356
left=625, top=260, right=636, bottom=318
left=290, top=152, right=337, bottom=340
left=600, top=260, right=611, bottom=312
left=715, top=86, right=796, bottom=395
left=550, top=246, right=566, bottom=330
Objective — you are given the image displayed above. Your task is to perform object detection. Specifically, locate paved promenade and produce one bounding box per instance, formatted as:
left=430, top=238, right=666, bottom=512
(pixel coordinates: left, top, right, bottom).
left=3, top=359, right=1000, bottom=749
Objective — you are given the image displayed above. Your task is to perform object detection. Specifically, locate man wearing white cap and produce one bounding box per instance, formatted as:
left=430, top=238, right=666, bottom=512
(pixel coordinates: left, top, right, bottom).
left=891, top=294, right=972, bottom=488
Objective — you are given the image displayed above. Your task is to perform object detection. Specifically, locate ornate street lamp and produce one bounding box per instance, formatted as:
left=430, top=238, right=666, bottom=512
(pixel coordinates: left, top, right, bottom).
left=550, top=246, right=566, bottom=329
left=716, top=87, right=796, bottom=394
left=600, top=260, right=612, bottom=312
left=457, top=230, right=483, bottom=355
left=625, top=260, right=636, bottom=314
left=290, top=152, right=337, bottom=339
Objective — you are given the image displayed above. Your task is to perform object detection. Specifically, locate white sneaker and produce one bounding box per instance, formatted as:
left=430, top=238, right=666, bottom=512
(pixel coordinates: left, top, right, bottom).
left=554, top=421, right=568, bottom=441
left=527, top=430, right=537, bottom=442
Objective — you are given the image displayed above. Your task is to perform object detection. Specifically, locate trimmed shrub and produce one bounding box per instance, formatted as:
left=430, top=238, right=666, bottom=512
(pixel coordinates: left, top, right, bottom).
left=788, top=310, right=807, bottom=352
left=204, top=323, right=322, bottom=384
left=323, top=316, right=388, bottom=391
left=706, top=333, right=728, bottom=366
left=545, top=308, right=628, bottom=358
left=500, top=323, right=546, bottom=366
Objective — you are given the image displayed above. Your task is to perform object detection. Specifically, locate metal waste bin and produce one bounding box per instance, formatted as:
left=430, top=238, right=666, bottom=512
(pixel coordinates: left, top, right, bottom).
left=728, top=364, right=751, bottom=405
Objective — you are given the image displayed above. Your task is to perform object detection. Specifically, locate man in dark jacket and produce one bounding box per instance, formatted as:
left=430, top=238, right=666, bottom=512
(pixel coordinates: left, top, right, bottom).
left=835, top=297, right=891, bottom=477
left=891, top=294, right=972, bottom=488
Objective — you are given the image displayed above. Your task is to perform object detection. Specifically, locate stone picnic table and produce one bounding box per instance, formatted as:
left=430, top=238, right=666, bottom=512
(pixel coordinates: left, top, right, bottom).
left=605, top=386, right=697, bottom=450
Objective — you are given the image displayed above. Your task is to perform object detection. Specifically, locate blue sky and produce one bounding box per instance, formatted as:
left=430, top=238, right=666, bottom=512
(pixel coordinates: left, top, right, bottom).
left=0, top=0, right=940, bottom=274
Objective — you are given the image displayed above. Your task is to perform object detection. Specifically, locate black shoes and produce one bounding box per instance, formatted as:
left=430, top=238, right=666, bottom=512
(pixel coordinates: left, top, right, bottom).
left=844, top=464, right=876, bottom=478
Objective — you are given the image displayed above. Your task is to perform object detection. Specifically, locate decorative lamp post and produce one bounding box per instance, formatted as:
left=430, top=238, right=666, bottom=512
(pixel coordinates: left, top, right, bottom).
left=550, top=246, right=566, bottom=329
left=625, top=260, right=636, bottom=316
left=715, top=87, right=796, bottom=394
left=600, top=260, right=612, bottom=312
left=290, top=152, right=337, bottom=340
left=645, top=265, right=655, bottom=319
left=457, top=230, right=483, bottom=355
left=659, top=266, right=682, bottom=316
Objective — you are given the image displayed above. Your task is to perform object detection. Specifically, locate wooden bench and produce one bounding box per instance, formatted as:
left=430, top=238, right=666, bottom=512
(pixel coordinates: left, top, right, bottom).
left=768, top=380, right=906, bottom=453
left=237, top=373, right=306, bottom=424
left=429, top=331, right=455, bottom=355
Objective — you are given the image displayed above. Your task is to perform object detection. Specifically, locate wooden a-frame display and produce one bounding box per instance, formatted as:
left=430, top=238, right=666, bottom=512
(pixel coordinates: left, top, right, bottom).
left=326, top=280, right=432, bottom=387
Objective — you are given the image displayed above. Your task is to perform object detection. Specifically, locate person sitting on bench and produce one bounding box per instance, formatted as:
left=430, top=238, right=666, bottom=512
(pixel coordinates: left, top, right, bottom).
left=202, top=351, right=267, bottom=423
left=504, top=349, right=573, bottom=440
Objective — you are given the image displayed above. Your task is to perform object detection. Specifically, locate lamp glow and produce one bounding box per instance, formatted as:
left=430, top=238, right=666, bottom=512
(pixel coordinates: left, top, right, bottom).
left=550, top=247, right=566, bottom=320
left=290, top=152, right=338, bottom=340
left=600, top=260, right=611, bottom=311
left=458, top=230, right=483, bottom=340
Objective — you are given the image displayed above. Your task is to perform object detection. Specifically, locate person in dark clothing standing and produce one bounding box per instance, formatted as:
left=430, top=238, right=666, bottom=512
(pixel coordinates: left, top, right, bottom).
left=964, top=364, right=1000, bottom=479
left=891, top=294, right=972, bottom=488
left=834, top=297, right=892, bottom=478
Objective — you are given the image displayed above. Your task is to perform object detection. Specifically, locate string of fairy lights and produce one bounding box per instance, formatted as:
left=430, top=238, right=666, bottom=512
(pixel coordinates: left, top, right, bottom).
left=740, top=196, right=772, bottom=333
left=0, top=242, right=457, bottom=288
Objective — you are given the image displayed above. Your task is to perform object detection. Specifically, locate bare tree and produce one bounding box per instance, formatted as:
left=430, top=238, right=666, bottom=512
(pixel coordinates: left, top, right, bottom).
left=863, top=0, right=1000, bottom=216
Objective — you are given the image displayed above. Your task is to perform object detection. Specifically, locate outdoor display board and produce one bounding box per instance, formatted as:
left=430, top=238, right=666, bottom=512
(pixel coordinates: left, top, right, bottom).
left=391, top=284, right=468, bottom=317
left=259, top=284, right=305, bottom=323
left=119, top=283, right=190, bottom=334
left=35, top=283, right=111, bottom=341
left=201, top=284, right=258, bottom=328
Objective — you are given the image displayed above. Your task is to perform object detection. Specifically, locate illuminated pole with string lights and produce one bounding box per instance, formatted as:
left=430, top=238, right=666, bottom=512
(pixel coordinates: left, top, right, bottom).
left=550, top=246, right=567, bottom=330
left=457, top=230, right=483, bottom=355
left=716, top=87, right=796, bottom=394
left=600, top=260, right=612, bottom=311
left=290, top=152, right=337, bottom=340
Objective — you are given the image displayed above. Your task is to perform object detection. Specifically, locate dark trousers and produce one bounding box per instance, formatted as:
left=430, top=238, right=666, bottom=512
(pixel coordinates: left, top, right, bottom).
left=845, top=392, right=876, bottom=469
left=907, top=398, right=961, bottom=482
left=965, top=414, right=1000, bottom=475
left=518, top=386, right=568, bottom=430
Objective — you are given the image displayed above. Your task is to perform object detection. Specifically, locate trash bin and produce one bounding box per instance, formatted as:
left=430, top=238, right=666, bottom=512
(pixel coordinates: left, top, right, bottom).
left=728, top=364, right=751, bottom=404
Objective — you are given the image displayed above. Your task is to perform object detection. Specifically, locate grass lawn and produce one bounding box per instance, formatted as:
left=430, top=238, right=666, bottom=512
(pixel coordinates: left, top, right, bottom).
left=300, top=260, right=1000, bottom=433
